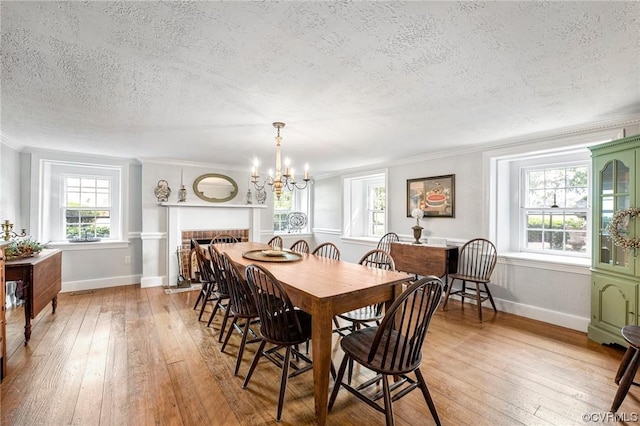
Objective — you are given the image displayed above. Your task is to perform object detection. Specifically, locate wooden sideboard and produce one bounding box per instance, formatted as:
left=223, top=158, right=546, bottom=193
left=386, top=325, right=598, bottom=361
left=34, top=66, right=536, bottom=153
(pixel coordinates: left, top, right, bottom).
left=390, top=242, right=459, bottom=281
left=0, top=241, right=9, bottom=381
left=6, top=249, right=62, bottom=343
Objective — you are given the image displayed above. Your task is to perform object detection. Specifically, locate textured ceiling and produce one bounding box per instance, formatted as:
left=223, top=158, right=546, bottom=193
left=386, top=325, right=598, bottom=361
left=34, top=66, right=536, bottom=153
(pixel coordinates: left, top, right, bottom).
left=1, top=1, right=639, bottom=175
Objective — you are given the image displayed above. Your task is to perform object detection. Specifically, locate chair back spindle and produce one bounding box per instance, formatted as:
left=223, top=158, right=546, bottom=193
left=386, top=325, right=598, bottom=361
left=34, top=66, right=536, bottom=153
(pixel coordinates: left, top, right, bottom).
left=245, top=264, right=308, bottom=345
left=376, top=232, right=400, bottom=254
left=369, top=277, right=443, bottom=372
left=289, top=239, right=310, bottom=254
left=312, top=242, right=341, bottom=260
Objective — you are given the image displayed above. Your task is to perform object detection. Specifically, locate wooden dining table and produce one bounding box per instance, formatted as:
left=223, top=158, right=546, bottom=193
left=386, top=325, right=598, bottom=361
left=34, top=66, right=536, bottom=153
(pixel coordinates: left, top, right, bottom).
left=216, top=242, right=414, bottom=425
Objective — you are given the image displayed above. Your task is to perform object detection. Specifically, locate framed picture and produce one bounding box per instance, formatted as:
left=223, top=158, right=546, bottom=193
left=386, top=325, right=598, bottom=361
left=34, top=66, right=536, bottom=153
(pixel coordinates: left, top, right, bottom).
left=406, top=174, right=455, bottom=218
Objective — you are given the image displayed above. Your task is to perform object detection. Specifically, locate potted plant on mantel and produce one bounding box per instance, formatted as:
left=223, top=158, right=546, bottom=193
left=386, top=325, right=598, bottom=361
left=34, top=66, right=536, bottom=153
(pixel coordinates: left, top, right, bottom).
left=5, top=237, right=44, bottom=260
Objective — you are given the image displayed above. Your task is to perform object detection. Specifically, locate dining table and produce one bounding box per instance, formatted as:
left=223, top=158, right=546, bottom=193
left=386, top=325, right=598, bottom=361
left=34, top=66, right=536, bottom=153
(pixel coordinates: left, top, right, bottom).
left=215, top=241, right=415, bottom=425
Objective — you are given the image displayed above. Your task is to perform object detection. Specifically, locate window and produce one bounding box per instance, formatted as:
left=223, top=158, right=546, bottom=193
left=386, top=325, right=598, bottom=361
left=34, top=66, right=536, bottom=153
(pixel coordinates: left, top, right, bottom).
left=367, top=181, right=386, bottom=237
left=273, top=191, right=294, bottom=233
left=63, top=176, right=112, bottom=239
left=522, top=164, right=589, bottom=255
left=41, top=160, right=124, bottom=243
left=343, top=171, right=387, bottom=238
left=273, top=189, right=310, bottom=233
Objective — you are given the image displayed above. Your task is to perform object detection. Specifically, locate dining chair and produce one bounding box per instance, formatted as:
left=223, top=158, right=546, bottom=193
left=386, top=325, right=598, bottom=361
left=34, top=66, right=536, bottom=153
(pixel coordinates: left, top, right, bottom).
left=334, top=249, right=396, bottom=384
left=329, top=276, right=444, bottom=426
left=611, top=325, right=640, bottom=413
left=441, top=238, right=498, bottom=322
left=289, top=239, right=310, bottom=254
left=376, top=232, right=400, bottom=254
left=210, top=233, right=240, bottom=244
left=219, top=252, right=261, bottom=376
left=243, top=264, right=313, bottom=422
left=206, top=244, right=232, bottom=340
left=267, top=235, right=283, bottom=250
left=334, top=249, right=395, bottom=336
left=191, top=243, right=213, bottom=311
left=192, top=240, right=219, bottom=321
left=312, top=242, right=341, bottom=260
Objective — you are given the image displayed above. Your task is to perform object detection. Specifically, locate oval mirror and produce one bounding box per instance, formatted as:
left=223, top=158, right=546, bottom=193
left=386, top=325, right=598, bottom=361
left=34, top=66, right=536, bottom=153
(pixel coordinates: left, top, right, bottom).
left=192, top=173, right=238, bottom=203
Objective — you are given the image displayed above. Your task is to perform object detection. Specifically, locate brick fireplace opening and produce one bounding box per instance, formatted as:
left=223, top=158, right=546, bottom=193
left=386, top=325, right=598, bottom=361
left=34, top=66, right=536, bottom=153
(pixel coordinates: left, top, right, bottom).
left=179, top=229, right=249, bottom=280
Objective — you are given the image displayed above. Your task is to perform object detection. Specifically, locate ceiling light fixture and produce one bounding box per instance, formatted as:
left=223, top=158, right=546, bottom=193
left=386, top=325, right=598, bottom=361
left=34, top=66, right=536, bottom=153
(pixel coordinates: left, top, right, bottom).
left=251, top=122, right=310, bottom=200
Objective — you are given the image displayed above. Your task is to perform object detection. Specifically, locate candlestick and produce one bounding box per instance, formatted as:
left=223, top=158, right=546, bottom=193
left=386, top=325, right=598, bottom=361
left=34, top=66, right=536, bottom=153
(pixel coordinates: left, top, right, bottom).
left=181, top=169, right=184, bottom=186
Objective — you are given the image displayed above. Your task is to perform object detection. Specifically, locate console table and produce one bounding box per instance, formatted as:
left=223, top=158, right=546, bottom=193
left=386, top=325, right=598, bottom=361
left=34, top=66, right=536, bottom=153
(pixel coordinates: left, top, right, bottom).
left=389, top=242, right=458, bottom=281
left=5, top=249, right=62, bottom=343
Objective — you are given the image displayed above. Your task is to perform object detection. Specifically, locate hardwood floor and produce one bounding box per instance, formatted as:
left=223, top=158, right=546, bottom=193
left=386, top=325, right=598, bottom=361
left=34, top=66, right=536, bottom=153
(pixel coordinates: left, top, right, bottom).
left=1, top=284, right=638, bottom=425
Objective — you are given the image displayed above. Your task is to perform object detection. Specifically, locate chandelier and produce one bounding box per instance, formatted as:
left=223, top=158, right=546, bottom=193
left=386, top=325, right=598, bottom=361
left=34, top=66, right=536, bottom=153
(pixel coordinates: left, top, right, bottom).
left=251, top=122, right=310, bottom=200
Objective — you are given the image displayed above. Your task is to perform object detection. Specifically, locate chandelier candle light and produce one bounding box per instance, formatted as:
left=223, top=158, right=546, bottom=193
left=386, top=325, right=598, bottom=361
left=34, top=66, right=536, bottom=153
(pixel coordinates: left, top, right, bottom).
left=251, top=122, right=310, bottom=200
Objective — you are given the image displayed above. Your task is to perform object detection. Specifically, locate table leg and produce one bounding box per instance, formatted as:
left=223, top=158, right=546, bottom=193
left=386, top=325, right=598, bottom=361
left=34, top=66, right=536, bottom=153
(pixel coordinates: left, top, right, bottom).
left=311, top=307, right=332, bottom=425
left=52, top=296, right=58, bottom=314
left=24, top=306, right=31, bottom=343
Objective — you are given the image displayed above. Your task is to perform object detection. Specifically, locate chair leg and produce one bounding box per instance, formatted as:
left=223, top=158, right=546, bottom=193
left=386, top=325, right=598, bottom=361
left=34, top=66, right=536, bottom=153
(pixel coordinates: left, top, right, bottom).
left=234, top=320, right=253, bottom=376
left=276, top=346, right=292, bottom=421
left=484, top=282, right=497, bottom=312
left=476, top=282, right=483, bottom=322
left=328, top=354, right=350, bottom=411
left=198, top=285, right=215, bottom=321
left=460, top=280, right=466, bottom=305
left=207, top=299, right=221, bottom=327
left=381, top=375, right=395, bottom=426
left=193, top=282, right=207, bottom=310
left=243, top=340, right=267, bottom=388
left=221, top=316, right=239, bottom=352
left=415, top=368, right=441, bottom=426
left=611, top=348, right=640, bottom=412
left=218, top=303, right=232, bottom=342
left=442, top=278, right=454, bottom=310
left=615, top=346, right=636, bottom=384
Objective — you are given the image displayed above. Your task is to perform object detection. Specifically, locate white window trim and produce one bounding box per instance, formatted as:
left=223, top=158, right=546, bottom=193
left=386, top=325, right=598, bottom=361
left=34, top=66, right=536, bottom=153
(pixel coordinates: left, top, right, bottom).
left=32, top=152, right=130, bottom=246
left=342, top=169, right=388, bottom=240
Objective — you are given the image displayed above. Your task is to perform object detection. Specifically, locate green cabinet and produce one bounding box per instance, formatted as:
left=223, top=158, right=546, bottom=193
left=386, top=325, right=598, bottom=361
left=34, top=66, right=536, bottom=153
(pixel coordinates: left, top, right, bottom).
left=589, top=134, right=640, bottom=345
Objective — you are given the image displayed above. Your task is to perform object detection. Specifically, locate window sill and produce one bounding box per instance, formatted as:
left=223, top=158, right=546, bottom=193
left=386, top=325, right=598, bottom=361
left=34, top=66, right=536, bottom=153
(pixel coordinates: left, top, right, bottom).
left=498, top=252, right=591, bottom=275
left=47, top=240, right=130, bottom=251
left=274, top=232, right=313, bottom=238
left=340, top=236, right=380, bottom=246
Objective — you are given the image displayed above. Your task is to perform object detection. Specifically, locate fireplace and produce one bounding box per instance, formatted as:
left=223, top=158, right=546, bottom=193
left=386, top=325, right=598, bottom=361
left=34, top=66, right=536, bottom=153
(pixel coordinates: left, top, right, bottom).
left=156, top=202, right=265, bottom=287
left=179, top=229, right=249, bottom=280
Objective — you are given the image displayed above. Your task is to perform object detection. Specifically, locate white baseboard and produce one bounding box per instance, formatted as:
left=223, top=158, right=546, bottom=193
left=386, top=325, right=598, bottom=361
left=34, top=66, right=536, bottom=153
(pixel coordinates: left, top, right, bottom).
left=62, top=274, right=141, bottom=293
left=449, top=295, right=589, bottom=332
left=140, top=276, right=165, bottom=288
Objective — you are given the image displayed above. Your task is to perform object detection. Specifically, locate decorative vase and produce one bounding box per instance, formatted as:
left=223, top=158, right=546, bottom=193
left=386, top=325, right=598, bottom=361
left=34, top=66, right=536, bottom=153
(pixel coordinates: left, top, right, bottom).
left=412, top=225, right=423, bottom=244
left=178, top=185, right=187, bottom=202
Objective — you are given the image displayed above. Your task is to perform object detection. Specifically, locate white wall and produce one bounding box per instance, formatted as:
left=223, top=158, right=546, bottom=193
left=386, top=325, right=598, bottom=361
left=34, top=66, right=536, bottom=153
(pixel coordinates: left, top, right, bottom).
left=0, top=144, right=22, bottom=231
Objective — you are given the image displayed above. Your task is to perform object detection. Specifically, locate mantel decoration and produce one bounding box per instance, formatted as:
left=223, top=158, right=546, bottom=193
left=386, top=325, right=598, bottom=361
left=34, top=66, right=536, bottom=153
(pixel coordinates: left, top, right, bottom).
left=411, top=208, right=424, bottom=244
left=607, top=207, right=640, bottom=251
left=154, top=179, right=171, bottom=202
left=6, top=237, right=44, bottom=260
left=178, top=170, right=187, bottom=203
left=251, top=122, right=310, bottom=200
left=406, top=174, right=455, bottom=218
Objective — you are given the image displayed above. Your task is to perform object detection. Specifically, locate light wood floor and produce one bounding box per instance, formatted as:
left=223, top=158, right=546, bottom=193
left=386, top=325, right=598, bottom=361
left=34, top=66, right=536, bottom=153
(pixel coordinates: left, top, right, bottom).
left=1, top=284, right=638, bottom=425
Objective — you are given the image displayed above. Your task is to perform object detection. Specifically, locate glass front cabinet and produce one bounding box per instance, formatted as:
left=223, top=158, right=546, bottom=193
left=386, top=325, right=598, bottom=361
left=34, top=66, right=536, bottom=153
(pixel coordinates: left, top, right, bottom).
left=589, top=134, right=640, bottom=345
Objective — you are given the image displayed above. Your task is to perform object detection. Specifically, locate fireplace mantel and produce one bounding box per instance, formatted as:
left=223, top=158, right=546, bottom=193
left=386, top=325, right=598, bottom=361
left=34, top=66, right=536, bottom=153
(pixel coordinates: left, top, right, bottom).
left=160, top=202, right=265, bottom=286
left=160, top=202, right=267, bottom=209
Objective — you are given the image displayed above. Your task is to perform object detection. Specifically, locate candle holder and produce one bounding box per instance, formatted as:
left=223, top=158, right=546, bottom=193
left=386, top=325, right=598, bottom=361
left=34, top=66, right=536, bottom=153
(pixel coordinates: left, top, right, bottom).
left=2, top=219, right=27, bottom=241
left=178, top=185, right=187, bottom=203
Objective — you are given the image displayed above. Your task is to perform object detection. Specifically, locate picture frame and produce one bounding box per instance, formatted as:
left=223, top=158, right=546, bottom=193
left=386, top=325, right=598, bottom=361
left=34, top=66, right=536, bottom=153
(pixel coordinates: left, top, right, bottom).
left=406, top=174, right=455, bottom=218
